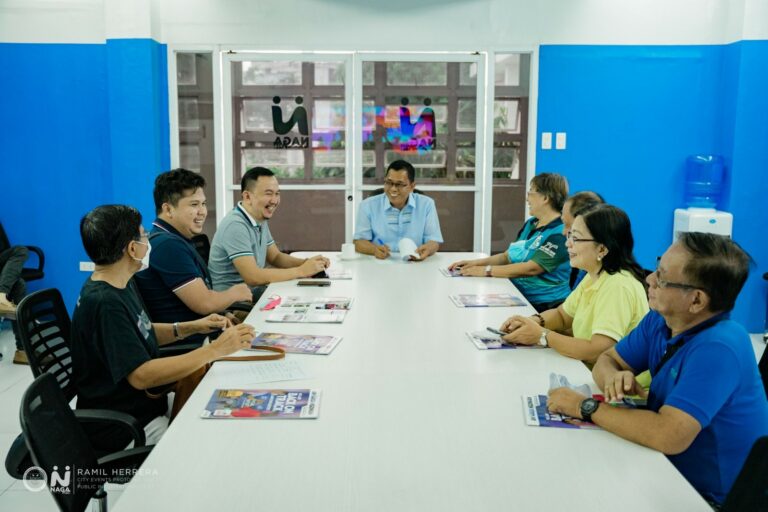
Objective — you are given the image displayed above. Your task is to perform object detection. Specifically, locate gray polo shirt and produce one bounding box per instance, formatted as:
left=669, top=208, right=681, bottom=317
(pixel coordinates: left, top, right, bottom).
left=209, top=203, right=275, bottom=291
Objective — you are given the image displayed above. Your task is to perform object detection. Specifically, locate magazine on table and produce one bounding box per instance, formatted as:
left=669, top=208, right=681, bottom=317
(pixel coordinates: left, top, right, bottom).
left=450, top=293, right=527, bottom=308
left=466, top=331, right=546, bottom=350
left=202, top=389, right=321, bottom=419
left=439, top=267, right=462, bottom=277
left=266, top=296, right=352, bottom=323
left=250, top=332, right=342, bottom=355
left=522, top=394, right=645, bottom=429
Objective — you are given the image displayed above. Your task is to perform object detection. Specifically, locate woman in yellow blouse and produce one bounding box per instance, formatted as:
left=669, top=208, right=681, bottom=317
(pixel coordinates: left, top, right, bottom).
left=499, top=204, right=648, bottom=364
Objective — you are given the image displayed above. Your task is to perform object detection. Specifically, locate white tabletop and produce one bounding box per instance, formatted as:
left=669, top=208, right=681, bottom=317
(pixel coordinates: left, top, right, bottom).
left=114, top=253, right=710, bottom=512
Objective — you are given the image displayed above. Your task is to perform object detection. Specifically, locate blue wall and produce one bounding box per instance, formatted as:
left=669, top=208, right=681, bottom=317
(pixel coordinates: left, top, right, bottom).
left=537, top=42, right=768, bottom=330
left=0, top=40, right=169, bottom=311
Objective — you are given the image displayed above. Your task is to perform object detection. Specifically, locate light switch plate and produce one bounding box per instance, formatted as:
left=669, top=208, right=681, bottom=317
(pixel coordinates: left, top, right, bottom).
left=541, top=132, right=552, bottom=150
left=555, top=132, right=567, bottom=150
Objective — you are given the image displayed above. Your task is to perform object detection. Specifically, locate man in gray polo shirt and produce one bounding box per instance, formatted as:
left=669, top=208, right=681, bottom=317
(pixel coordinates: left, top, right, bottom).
left=209, top=167, right=330, bottom=299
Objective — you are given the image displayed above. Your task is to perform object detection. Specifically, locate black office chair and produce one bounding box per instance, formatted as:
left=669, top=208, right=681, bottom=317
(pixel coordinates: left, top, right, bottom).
left=20, top=373, right=152, bottom=512
left=0, top=221, right=45, bottom=282
left=721, top=436, right=768, bottom=512
left=5, top=288, right=149, bottom=480
left=368, top=188, right=425, bottom=197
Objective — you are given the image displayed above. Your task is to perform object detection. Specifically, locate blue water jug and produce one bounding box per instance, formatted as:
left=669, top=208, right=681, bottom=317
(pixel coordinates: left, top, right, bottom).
left=684, top=155, right=725, bottom=209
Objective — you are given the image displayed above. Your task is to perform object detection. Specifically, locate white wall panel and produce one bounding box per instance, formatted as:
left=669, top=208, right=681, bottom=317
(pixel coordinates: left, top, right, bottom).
left=2, top=0, right=766, bottom=45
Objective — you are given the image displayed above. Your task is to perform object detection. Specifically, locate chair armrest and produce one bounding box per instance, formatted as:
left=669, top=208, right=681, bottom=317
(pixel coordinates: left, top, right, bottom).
left=97, top=446, right=154, bottom=484
left=227, top=301, right=254, bottom=313
left=23, top=245, right=44, bottom=272
left=158, top=343, right=199, bottom=357
left=4, top=433, right=32, bottom=479
left=74, top=409, right=146, bottom=448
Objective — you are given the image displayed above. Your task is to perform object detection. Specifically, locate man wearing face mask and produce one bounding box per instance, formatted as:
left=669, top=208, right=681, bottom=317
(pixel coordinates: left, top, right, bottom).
left=209, top=167, right=330, bottom=300
left=72, top=205, right=255, bottom=452
left=135, top=169, right=252, bottom=345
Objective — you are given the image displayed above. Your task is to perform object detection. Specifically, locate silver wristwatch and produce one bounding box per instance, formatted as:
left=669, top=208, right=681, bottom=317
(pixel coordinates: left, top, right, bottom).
left=538, top=328, right=549, bottom=347
left=484, top=265, right=492, bottom=277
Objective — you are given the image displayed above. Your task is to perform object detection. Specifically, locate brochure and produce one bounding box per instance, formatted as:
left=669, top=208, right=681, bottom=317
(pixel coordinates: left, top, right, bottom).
left=325, top=268, right=352, bottom=280
left=522, top=394, right=601, bottom=429
left=250, top=332, right=342, bottom=355
left=266, top=296, right=352, bottom=323
left=439, top=267, right=462, bottom=277
left=202, top=389, right=321, bottom=419
left=450, top=293, right=527, bottom=308
left=466, top=331, right=545, bottom=350
left=522, top=394, right=645, bottom=429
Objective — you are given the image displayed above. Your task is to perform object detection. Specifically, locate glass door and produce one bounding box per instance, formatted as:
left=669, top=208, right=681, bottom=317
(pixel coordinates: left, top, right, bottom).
left=222, top=53, right=353, bottom=252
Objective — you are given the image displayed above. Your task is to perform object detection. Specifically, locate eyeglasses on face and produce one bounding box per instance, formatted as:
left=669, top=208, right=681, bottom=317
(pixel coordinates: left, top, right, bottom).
left=652, top=256, right=698, bottom=290
left=384, top=179, right=410, bottom=190
left=565, top=231, right=595, bottom=243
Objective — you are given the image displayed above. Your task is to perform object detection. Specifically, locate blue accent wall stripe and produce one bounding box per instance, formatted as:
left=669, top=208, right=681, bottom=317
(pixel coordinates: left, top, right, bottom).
left=0, top=39, right=169, bottom=312
left=537, top=42, right=768, bottom=330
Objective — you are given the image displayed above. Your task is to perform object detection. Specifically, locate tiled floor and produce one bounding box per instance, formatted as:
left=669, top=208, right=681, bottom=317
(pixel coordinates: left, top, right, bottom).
left=0, top=318, right=764, bottom=511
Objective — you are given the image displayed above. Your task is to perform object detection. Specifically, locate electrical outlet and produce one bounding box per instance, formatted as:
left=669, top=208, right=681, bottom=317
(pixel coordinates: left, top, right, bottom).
left=79, top=261, right=95, bottom=272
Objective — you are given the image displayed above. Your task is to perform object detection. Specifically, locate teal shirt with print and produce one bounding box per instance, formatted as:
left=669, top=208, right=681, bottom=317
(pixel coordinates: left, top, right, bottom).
left=508, top=217, right=570, bottom=306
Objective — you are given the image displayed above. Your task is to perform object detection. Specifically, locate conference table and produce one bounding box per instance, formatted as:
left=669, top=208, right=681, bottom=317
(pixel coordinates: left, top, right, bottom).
left=114, top=253, right=710, bottom=512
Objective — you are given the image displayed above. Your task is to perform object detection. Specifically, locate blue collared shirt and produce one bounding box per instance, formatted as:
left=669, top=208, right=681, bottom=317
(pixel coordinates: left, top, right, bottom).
left=353, top=192, right=443, bottom=250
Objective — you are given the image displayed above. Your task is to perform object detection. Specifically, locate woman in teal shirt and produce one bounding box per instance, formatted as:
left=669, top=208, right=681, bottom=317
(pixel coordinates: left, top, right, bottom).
left=449, top=173, right=571, bottom=311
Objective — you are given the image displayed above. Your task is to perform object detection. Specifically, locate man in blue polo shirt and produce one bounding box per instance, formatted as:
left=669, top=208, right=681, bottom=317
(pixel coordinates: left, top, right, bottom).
left=547, top=232, right=768, bottom=506
left=135, top=169, right=252, bottom=344
left=353, top=160, right=443, bottom=260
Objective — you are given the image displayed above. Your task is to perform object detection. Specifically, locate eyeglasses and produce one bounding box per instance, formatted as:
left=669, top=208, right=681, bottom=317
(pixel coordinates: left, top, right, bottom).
left=652, top=256, right=698, bottom=290
left=565, top=231, right=595, bottom=243
left=384, top=179, right=410, bottom=190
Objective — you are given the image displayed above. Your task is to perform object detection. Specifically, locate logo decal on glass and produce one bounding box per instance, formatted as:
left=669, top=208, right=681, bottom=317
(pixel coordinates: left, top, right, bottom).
left=272, top=96, right=310, bottom=149
left=364, top=97, right=436, bottom=154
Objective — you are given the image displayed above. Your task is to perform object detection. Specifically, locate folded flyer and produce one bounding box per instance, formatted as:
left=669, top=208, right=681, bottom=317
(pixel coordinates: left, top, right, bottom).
left=450, top=293, right=527, bottom=308
left=202, top=389, right=321, bottom=419
left=523, top=394, right=645, bottom=429
left=266, top=296, right=352, bottom=323
left=466, top=331, right=545, bottom=350
left=250, top=332, right=342, bottom=355
left=439, top=267, right=462, bottom=277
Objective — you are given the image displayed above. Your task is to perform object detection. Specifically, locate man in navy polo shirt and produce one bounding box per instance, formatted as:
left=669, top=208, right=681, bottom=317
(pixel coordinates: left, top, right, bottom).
left=135, top=169, right=252, bottom=344
left=547, top=232, right=768, bottom=506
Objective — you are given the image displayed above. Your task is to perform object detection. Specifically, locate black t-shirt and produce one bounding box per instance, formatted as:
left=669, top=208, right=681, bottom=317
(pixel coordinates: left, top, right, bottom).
left=71, top=278, right=167, bottom=452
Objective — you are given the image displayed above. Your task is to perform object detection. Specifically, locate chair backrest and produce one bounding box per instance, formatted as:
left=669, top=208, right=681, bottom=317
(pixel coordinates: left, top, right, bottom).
left=759, top=347, right=768, bottom=400
left=0, top=222, right=10, bottom=253
left=16, top=289, right=76, bottom=402
left=721, top=436, right=768, bottom=512
left=368, top=188, right=425, bottom=197
left=20, top=373, right=102, bottom=512
left=191, top=233, right=211, bottom=264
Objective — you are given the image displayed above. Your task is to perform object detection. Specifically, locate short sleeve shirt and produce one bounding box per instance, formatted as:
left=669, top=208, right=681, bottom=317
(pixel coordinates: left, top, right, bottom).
left=562, top=269, right=649, bottom=342
left=616, top=311, right=768, bottom=503
left=508, top=217, right=571, bottom=306
left=134, top=218, right=210, bottom=326
left=71, top=278, right=167, bottom=452
left=209, top=203, right=275, bottom=291
left=352, top=192, right=443, bottom=250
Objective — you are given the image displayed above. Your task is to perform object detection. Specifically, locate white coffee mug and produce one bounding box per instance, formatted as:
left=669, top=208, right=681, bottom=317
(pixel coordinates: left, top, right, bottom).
left=340, top=243, right=356, bottom=260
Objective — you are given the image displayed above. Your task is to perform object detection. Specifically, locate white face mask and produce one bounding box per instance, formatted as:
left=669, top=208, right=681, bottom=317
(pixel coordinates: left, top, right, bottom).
left=132, top=241, right=152, bottom=271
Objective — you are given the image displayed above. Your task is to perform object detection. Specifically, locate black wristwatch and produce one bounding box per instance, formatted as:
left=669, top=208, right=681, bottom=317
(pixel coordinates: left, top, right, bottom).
left=579, top=398, right=600, bottom=423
